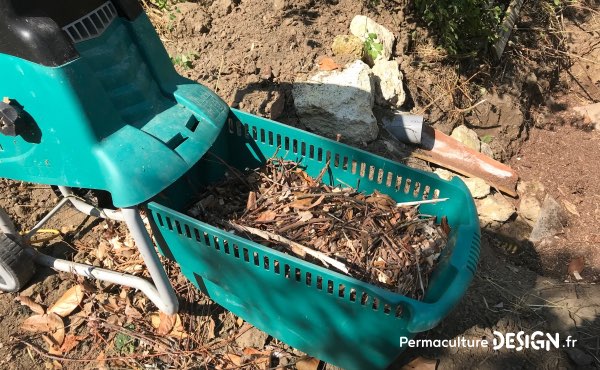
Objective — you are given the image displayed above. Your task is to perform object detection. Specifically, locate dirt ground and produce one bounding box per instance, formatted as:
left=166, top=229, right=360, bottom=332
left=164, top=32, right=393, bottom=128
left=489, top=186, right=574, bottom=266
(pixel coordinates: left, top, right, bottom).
left=0, top=0, right=599, bottom=369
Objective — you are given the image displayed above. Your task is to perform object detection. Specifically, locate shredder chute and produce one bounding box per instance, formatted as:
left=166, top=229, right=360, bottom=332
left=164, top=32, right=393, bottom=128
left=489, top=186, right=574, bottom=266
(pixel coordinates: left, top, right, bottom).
left=0, top=1, right=481, bottom=369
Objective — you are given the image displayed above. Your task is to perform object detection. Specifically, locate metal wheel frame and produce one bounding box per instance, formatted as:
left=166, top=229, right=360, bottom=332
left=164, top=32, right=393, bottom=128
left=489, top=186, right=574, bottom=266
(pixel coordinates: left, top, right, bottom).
left=0, top=186, right=178, bottom=314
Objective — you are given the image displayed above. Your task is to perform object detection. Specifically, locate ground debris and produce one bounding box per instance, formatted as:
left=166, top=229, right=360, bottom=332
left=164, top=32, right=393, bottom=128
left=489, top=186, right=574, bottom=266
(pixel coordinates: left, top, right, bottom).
left=189, top=158, right=448, bottom=299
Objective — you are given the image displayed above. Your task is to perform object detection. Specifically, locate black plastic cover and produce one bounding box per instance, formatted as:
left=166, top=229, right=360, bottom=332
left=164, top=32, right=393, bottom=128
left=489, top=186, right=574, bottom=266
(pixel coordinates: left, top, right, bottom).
left=112, top=0, right=144, bottom=21
left=0, top=0, right=144, bottom=67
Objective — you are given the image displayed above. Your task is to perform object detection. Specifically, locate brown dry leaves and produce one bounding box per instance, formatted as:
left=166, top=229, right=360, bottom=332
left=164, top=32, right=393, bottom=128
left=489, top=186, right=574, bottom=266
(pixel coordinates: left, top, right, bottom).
left=20, top=284, right=85, bottom=355
left=150, top=313, right=189, bottom=339
left=190, top=158, right=449, bottom=299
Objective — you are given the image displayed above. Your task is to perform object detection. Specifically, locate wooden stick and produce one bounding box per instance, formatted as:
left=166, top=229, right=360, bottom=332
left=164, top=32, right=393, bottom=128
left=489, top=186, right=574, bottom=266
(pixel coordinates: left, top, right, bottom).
left=225, top=221, right=349, bottom=274
left=396, top=198, right=449, bottom=207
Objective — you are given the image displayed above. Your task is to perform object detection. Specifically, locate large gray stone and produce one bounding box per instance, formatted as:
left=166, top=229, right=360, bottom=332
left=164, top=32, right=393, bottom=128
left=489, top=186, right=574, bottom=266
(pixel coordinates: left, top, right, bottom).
left=371, top=59, right=406, bottom=108
left=349, top=15, right=395, bottom=63
left=292, top=60, right=378, bottom=144
left=529, top=195, right=567, bottom=243
left=476, top=193, right=515, bottom=223
left=519, top=196, right=542, bottom=226
left=463, top=177, right=491, bottom=199
left=451, top=125, right=480, bottom=152
left=517, top=180, right=546, bottom=226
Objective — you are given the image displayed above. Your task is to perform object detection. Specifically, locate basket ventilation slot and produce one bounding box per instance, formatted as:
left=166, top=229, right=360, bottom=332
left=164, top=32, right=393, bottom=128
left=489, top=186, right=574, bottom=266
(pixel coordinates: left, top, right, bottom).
left=228, top=119, right=443, bottom=202
left=62, top=1, right=117, bottom=43
left=160, top=214, right=407, bottom=319
left=467, top=233, right=481, bottom=274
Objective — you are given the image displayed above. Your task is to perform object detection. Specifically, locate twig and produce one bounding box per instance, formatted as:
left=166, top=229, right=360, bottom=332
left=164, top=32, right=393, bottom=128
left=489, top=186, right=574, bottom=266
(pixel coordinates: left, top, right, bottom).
left=396, top=198, right=448, bottom=207
left=415, top=251, right=425, bottom=296
left=277, top=218, right=329, bottom=233
left=453, top=99, right=487, bottom=113
left=225, top=221, right=349, bottom=274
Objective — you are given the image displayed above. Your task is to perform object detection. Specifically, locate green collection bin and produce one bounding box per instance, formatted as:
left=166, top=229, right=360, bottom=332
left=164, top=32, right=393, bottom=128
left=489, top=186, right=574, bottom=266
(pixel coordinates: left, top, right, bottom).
left=148, top=109, right=481, bottom=370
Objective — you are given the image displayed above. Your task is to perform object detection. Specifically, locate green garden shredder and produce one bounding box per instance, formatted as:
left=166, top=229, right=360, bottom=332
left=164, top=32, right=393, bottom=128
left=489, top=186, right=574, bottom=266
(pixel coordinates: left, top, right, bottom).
left=0, top=1, right=481, bottom=368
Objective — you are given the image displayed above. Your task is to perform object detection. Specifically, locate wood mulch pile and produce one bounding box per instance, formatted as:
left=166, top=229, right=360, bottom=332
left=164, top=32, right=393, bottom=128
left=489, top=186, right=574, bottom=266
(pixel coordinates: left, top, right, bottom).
left=189, top=158, right=449, bottom=300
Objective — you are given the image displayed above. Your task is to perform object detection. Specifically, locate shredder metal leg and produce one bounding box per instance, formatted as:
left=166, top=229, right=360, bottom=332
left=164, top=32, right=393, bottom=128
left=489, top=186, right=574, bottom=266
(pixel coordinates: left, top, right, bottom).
left=0, top=187, right=179, bottom=314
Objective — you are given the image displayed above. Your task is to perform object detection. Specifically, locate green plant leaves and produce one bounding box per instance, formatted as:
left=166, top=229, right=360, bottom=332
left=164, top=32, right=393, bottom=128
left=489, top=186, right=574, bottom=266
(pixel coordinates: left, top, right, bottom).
left=364, top=33, right=384, bottom=60
left=415, top=0, right=504, bottom=55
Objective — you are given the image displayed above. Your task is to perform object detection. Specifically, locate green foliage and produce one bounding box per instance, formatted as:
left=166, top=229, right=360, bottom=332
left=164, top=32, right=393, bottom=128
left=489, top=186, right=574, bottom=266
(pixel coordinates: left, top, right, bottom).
left=364, top=33, right=384, bottom=61
left=171, top=52, right=198, bottom=69
left=114, top=324, right=137, bottom=354
left=480, top=134, right=494, bottom=144
left=414, top=0, right=503, bottom=55
left=149, top=0, right=186, bottom=10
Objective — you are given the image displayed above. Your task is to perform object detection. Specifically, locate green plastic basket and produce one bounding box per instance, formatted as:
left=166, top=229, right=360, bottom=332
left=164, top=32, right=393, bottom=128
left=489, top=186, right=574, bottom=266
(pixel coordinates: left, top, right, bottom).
left=148, top=109, right=480, bottom=370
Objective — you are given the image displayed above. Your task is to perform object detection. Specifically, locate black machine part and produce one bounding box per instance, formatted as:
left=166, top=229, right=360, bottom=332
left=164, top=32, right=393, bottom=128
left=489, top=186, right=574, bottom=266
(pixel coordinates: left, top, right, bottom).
left=0, top=101, right=19, bottom=137
left=0, top=233, right=35, bottom=293
left=0, top=0, right=143, bottom=67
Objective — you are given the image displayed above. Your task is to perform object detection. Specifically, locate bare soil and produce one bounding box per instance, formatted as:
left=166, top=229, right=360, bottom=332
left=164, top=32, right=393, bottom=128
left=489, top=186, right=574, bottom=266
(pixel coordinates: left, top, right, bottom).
left=0, top=0, right=599, bottom=369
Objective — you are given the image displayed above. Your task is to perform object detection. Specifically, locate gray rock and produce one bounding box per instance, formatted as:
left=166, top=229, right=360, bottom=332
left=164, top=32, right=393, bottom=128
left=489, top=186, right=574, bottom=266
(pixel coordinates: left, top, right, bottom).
left=349, top=15, right=395, bottom=63
left=292, top=60, right=378, bottom=144
left=332, top=35, right=364, bottom=59
left=480, top=142, right=494, bottom=158
left=573, top=102, right=600, bottom=131
left=371, top=59, right=406, bottom=108
left=517, top=180, right=545, bottom=198
left=530, top=195, right=567, bottom=243
left=434, top=168, right=454, bottom=181
left=476, top=193, right=515, bottom=223
left=451, top=125, right=480, bottom=152
left=235, top=325, right=269, bottom=349
left=517, top=180, right=546, bottom=226
left=463, top=177, right=491, bottom=199
left=519, top=195, right=542, bottom=226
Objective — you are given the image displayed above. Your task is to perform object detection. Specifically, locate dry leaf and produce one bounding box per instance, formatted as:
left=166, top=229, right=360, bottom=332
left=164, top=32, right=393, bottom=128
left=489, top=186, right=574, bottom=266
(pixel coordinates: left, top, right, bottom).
left=377, top=270, right=391, bottom=284
left=22, top=313, right=65, bottom=345
left=288, top=197, right=313, bottom=209
left=151, top=313, right=188, bottom=338
left=207, top=316, right=216, bottom=339
left=568, top=256, right=585, bottom=280
left=96, top=242, right=108, bottom=260
left=225, top=353, right=242, bottom=366
left=124, top=305, right=143, bottom=320
left=169, top=314, right=189, bottom=339
left=562, top=200, right=580, bottom=216
left=296, top=357, right=320, bottom=370
left=402, top=356, right=438, bottom=370
left=298, top=211, right=313, bottom=222
left=440, top=216, right=451, bottom=236
left=15, top=296, right=45, bottom=315
left=157, top=312, right=177, bottom=335
left=96, top=352, right=108, bottom=370
left=247, top=191, right=257, bottom=211
left=256, top=210, right=277, bottom=222
left=42, top=334, right=62, bottom=356
left=48, top=285, right=84, bottom=317
left=60, top=334, right=84, bottom=353
left=318, top=56, right=341, bottom=71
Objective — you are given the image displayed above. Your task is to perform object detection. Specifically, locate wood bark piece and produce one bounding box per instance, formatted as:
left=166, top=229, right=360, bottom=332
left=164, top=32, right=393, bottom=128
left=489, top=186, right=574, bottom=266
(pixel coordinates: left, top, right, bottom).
left=226, top=222, right=350, bottom=274
left=492, top=0, right=525, bottom=60
left=415, top=126, right=518, bottom=197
